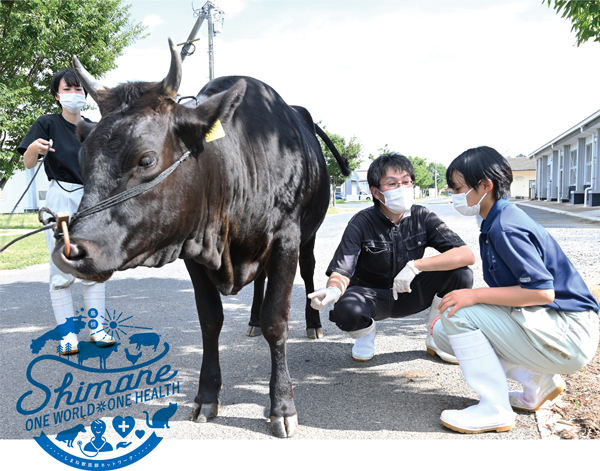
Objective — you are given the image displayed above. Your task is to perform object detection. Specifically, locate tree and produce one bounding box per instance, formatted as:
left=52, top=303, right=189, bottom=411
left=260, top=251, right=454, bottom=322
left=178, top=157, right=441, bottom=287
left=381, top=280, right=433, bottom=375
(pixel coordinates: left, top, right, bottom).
left=319, top=127, right=363, bottom=206
left=0, top=0, right=147, bottom=189
left=408, top=156, right=433, bottom=189
left=427, top=162, right=447, bottom=192
left=546, top=0, right=600, bottom=46
left=377, top=144, right=392, bottom=155
left=368, top=144, right=393, bottom=161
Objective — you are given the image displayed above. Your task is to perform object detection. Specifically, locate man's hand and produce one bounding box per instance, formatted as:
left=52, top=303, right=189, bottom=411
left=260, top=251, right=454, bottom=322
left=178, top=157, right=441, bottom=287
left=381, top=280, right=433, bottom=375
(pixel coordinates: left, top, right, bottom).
left=392, top=261, right=420, bottom=300
left=308, top=287, right=342, bottom=310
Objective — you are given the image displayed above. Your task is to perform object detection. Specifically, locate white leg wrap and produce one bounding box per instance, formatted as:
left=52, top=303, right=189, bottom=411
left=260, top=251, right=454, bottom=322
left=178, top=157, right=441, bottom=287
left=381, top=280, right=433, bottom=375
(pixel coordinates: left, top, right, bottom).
left=50, top=288, right=79, bottom=353
left=83, top=283, right=113, bottom=346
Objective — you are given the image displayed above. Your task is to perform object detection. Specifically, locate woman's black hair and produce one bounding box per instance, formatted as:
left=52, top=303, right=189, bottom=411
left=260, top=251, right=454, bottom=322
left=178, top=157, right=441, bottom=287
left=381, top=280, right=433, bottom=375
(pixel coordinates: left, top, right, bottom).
left=50, top=69, right=87, bottom=108
left=446, top=146, right=513, bottom=200
left=367, top=152, right=416, bottom=207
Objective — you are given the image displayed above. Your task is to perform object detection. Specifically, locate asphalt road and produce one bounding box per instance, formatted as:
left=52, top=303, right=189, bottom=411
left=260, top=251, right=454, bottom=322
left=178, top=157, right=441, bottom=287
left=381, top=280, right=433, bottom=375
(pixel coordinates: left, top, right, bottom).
left=4, top=198, right=600, bottom=467
left=1, top=200, right=548, bottom=444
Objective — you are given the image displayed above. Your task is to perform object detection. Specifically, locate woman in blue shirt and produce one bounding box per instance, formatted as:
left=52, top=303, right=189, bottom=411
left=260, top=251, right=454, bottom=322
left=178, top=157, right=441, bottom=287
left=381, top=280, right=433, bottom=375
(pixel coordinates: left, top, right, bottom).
left=432, top=146, right=599, bottom=434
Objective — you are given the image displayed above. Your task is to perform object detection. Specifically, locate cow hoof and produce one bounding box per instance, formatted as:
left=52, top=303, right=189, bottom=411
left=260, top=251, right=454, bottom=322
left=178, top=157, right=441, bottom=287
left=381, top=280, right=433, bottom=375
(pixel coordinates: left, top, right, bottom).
left=270, top=415, right=298, bottom=438
left=192, top=402, right=220, bottom=423
left=306, top=327, right=323, bottom=339
left=246, top=326, right=262, bottom=337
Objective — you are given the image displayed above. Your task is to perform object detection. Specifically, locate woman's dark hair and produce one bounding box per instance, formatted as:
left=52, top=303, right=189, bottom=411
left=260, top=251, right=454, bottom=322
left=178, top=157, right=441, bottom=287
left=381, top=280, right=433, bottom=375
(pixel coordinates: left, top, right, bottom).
left=446, top=146, right=513, bottom=200
left=367, top=152, right=415, bottom=207
left=50, top=69, right=87, bottom=108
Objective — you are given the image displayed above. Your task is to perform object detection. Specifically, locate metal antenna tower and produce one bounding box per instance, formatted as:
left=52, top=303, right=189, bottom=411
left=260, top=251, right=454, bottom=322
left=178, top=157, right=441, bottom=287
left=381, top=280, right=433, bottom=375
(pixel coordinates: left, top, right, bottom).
left=178, top=1, right=225, bottom=81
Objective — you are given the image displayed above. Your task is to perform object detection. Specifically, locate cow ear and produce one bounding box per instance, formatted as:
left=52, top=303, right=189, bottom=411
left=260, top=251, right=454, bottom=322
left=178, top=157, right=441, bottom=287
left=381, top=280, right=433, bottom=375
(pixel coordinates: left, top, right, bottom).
left=174, top=79, right=246, bottom=147
left=197, top=79, right=247, bottom=131
left=210, top=79, right=246, bottom=124
left=76, top=121, right=96, bottom=143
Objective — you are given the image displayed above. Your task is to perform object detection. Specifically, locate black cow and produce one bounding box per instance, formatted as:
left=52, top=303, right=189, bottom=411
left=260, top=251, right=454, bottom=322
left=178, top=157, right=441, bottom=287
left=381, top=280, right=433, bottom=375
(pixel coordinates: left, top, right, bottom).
left=53, top=39, right=349, bottom=438
left=77, top=341, right=119, bottom=369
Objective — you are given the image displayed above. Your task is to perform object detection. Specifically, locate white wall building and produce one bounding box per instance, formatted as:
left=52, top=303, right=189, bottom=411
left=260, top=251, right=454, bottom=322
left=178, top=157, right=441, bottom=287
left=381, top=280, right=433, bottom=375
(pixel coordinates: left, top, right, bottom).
left=0, top=164, right=50, bottom=214
left=506, top=157, right=536, bottom=199
left=529, top=109, right=600, bottom=207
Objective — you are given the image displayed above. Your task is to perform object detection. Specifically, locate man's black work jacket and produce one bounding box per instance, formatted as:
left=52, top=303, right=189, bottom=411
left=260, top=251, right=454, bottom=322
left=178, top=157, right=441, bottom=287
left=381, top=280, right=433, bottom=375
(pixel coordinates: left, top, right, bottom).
left=326, top=204, right=467, bottom=289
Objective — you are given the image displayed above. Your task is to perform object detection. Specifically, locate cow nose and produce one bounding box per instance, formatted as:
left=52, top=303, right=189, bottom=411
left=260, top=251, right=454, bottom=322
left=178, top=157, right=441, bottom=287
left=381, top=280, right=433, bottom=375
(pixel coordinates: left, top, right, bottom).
left=63, top=239, right=87, bottom=261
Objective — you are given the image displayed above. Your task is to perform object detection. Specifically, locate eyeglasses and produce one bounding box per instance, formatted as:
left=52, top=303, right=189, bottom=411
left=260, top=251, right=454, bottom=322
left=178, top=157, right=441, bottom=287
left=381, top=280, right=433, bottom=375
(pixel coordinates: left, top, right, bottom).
left=380, top=179, right=413, bottom=190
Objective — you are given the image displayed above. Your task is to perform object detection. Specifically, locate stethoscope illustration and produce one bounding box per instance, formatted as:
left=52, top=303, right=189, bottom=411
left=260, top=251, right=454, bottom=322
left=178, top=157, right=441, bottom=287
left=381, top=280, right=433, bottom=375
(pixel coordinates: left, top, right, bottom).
left=77, top=437, right=108, bottom=458
left=77, top=420, right=112, bottom=457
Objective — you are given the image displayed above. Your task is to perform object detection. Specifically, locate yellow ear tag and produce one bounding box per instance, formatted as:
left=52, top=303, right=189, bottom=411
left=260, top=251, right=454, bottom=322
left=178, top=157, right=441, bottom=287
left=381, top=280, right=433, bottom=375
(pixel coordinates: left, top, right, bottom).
left=205, top=119, right=226, bottom=142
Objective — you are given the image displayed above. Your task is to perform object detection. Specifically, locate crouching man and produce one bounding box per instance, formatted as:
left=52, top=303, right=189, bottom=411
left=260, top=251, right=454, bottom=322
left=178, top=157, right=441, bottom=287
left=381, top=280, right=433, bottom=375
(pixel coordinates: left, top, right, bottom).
left=309, top=153, right=475, bottom=362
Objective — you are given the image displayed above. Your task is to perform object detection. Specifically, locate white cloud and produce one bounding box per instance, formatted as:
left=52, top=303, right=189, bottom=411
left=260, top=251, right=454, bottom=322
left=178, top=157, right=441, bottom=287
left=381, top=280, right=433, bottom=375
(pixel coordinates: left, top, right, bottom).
left=143, top=14, right=164, bottom=28
left=215, top=0, right=245, bottom=16
left=89, top=1, right=600, bottom=165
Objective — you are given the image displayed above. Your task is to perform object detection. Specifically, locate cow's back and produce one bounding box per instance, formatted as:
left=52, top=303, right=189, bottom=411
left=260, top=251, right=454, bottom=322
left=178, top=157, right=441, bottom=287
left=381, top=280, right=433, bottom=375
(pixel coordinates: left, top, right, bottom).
left=196, top=76, right=330, bottom=249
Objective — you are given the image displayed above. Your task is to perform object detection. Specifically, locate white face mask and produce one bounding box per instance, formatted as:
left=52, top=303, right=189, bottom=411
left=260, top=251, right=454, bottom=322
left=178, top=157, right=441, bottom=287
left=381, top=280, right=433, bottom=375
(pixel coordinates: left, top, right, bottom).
left=378, top=187, right=414, bottom=215
left=59, top=93, right=87, bottom=113
left=452, top=186, right=488, bottom=216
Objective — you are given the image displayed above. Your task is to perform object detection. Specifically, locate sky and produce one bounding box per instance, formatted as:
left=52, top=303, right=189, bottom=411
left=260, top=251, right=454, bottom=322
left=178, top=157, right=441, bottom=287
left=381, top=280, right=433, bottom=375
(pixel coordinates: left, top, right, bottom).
left=86, top=0, right=600, bottom=169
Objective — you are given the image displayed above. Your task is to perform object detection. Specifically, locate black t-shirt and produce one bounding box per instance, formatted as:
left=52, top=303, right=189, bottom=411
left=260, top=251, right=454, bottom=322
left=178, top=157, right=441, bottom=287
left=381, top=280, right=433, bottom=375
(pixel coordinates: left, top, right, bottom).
left=18, top=114, right=94, bottom=185
left=326, top=205, right=467, bottom=289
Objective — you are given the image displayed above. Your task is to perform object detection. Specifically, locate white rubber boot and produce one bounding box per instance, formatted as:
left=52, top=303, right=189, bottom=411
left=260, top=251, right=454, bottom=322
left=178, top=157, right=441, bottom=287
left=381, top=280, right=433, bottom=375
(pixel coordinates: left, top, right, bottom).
left=50, top=288, right=79, bottom=355
left=499, top=358, right=566, bottom=411
left=348, top=319, right=376, bottom=362
left=83, top=283, right=114, bottom=347
left=425, top=295, right=458, bottom=364
left=440, top=330, right=516, bottom=433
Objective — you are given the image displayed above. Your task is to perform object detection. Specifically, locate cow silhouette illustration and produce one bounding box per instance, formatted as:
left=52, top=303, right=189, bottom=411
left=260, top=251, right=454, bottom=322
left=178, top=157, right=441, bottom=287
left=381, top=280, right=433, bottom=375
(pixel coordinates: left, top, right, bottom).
left=129, top=333, right=161, bottom=352
left=77, top=341, right=119, bottom=369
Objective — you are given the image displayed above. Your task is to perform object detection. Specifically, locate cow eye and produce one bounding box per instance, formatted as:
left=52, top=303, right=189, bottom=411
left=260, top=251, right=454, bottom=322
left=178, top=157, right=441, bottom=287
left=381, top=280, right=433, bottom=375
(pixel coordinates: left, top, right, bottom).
left=138, top=153, right=157, bottom=169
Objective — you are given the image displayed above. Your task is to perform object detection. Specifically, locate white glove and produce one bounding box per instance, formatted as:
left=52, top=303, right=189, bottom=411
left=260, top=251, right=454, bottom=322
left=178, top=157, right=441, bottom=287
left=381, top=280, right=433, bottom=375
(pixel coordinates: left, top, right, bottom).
left=308, top=286, right=342, bottom=310
left=392, top=260, right=421, bottom=300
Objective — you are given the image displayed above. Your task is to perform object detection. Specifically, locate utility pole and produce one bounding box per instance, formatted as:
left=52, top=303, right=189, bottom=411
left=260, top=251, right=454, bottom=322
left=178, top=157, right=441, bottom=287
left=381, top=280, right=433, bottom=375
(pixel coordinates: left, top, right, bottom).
left=207, top=9, right=215, bottom=80
left=434, top=162, right=438, bottom=198
left=178, top=1, right=225, bottom=81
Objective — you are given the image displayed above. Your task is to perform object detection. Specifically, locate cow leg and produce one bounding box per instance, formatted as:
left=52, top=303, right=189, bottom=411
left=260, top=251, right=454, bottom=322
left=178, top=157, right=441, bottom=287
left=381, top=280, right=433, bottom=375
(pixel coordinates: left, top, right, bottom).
left=299, top=236, right=322, bottom=339
left=184, top=260, right=223, bottom=424
left=246, top=269, right=266, bottom=337
left=262, top=237, right=299, bottom=438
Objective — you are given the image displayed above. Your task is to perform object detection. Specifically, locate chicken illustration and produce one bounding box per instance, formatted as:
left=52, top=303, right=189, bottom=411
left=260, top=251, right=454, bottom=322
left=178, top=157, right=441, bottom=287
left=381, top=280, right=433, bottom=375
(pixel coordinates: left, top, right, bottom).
left=124, top=347, right=142, bottom=365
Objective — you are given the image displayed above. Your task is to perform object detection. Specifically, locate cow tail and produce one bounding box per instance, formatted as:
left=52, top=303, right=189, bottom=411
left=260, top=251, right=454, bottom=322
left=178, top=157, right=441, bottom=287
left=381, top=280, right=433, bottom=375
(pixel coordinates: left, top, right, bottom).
left=315, top=124, right=351, bottom=177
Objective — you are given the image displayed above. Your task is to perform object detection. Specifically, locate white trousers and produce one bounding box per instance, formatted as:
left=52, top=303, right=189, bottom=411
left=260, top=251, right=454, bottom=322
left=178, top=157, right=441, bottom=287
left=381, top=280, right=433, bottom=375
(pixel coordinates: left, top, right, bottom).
left=433, top=303, right=599, bottom=374
left=44, top=180, right=97, bottom=292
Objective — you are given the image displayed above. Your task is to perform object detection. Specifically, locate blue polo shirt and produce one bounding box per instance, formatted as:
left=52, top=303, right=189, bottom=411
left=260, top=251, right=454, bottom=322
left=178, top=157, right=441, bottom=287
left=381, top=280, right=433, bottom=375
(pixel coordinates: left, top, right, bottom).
left=480, top=198, right=599, bottom=314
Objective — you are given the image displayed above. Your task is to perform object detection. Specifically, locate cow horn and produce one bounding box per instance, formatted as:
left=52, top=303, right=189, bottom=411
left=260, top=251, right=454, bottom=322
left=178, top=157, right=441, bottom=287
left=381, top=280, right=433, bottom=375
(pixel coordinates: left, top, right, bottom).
left=71, top=56, right=106, bottom=103
left=161, top=37, right=182, bottom=98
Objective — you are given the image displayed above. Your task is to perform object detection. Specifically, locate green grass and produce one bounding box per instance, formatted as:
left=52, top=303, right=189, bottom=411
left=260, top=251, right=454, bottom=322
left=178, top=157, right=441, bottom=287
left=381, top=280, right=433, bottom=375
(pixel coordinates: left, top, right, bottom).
left=0, top=212, right=43, bottom=229
left=0, top=212, right=49, bottom=269
left=0, top=232, right=49, bottom=270
left=326, top=206, right=356, bottom=215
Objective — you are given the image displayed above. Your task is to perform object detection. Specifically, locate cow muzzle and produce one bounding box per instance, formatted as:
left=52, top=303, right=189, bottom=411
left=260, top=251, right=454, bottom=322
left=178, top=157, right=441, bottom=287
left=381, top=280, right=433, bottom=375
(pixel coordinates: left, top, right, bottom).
left=52, top=237, right=115, bottom=283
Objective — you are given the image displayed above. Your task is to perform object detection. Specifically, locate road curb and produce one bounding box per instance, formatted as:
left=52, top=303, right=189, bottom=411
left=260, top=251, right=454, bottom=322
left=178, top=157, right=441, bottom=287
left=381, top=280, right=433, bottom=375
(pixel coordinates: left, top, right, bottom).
left=516, top=202, right=600, bottom=223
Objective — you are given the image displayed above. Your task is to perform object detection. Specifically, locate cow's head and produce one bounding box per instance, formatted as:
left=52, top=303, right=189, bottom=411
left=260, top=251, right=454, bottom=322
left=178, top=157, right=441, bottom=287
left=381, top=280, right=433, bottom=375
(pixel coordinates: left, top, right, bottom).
left=52, top=38, right=246, bottom=282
